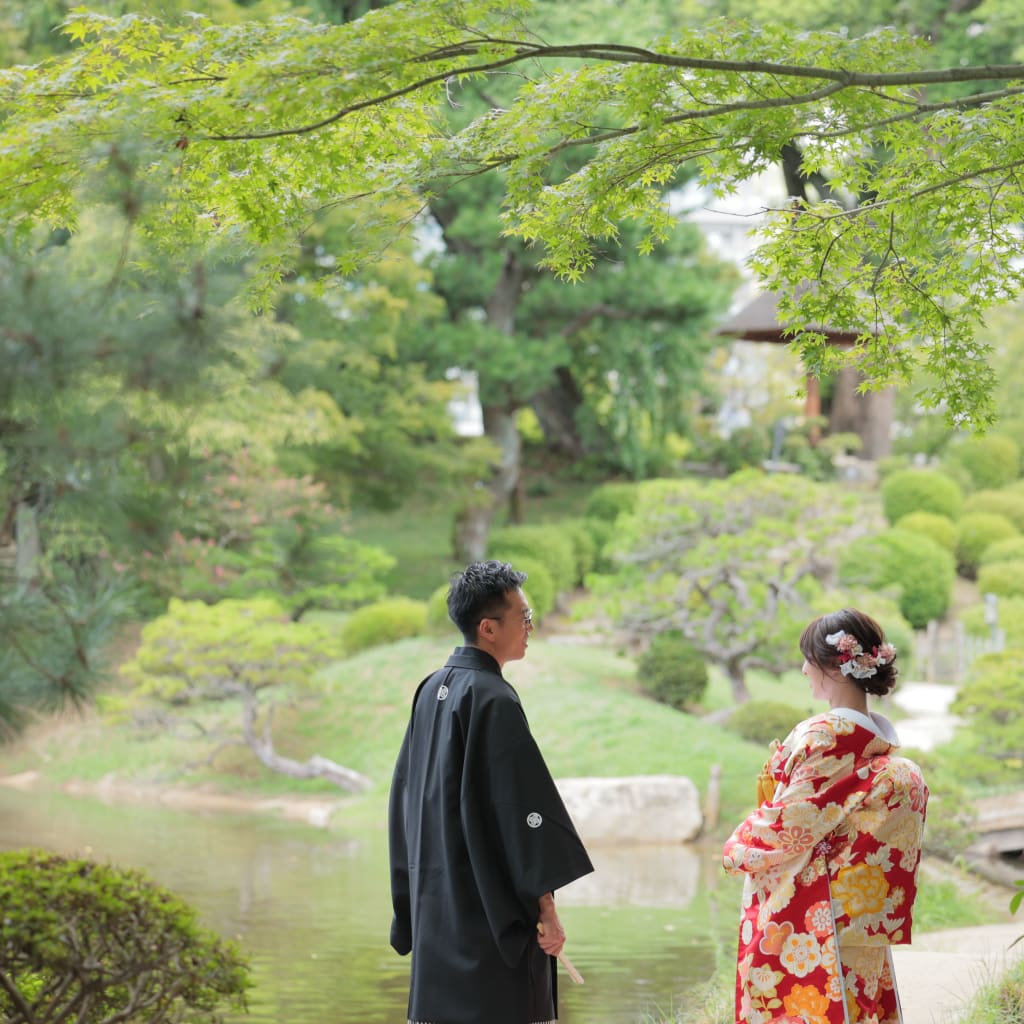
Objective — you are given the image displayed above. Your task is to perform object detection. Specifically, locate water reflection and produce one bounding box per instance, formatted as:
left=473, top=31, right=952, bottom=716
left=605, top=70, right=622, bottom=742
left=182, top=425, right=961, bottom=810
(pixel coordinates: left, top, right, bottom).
left=0, top=787, right=741, bottom=1024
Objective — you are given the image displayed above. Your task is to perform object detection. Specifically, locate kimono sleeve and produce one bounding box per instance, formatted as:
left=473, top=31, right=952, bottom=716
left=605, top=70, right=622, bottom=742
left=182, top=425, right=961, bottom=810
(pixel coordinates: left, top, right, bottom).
left=461, top=693, right=594, bottom=967
left=723, top=718, right=869, bottom=879
left=387, top=724, right=412, bottom=956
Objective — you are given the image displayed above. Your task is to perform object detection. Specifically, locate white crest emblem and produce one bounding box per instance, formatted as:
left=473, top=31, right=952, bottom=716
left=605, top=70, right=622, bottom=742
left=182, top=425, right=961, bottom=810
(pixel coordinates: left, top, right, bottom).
left=437, top=684, right=449, bottom=701
left=526, top=812, right=543, bottom=829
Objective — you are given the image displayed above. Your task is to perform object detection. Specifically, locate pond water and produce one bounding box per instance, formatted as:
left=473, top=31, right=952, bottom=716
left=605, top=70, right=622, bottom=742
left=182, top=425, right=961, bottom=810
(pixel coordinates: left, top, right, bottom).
left=0, top=786, right=744, bottom=1024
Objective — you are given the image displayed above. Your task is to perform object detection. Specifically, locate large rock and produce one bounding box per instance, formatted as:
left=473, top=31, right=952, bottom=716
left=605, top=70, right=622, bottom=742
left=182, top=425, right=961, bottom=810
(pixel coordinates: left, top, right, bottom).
left=555, top=775, right=703, bottom=846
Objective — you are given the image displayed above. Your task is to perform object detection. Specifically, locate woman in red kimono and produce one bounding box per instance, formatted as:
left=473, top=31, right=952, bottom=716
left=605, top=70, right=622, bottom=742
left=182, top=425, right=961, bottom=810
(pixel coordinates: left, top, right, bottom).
left=723, top=609, right=928, bottom=1024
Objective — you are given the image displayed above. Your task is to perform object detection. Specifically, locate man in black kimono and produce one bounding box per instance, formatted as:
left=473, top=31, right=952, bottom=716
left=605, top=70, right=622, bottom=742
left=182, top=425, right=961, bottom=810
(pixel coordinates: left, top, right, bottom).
left=389, top=560, right=594, bottom=1024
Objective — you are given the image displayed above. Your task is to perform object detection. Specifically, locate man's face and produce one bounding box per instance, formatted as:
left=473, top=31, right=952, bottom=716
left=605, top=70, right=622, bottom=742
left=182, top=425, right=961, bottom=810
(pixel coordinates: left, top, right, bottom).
left=490, top=588, right=535, bottom=664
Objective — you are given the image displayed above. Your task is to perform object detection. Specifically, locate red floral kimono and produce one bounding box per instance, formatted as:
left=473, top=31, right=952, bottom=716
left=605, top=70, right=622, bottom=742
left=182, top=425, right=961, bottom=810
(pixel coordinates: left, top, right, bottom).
left=723, top=711, right=928, bottom=1024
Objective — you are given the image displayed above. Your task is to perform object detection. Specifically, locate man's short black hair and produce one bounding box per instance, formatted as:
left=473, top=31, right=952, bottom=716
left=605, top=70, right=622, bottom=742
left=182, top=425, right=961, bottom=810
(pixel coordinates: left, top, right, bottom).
left=447, top=560, right=528, bottom=643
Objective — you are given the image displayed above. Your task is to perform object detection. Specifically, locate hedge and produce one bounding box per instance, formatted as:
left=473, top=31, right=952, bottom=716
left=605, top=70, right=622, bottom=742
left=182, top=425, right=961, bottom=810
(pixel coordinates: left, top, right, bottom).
left=341, top=597, right=428, bottom=654
left=954, top=513, right=1019, bottom=578
left=880, top=468, right=964, bottom=524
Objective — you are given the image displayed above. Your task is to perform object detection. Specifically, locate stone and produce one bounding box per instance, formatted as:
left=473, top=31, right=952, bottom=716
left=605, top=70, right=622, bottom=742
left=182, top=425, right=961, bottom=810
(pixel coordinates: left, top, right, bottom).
left=555, top=775, right=703, bottom=846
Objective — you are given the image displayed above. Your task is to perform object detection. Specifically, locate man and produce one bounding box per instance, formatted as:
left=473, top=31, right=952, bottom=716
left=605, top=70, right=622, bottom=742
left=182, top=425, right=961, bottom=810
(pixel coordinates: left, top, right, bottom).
left=388, top=560, right=594, bottom=1024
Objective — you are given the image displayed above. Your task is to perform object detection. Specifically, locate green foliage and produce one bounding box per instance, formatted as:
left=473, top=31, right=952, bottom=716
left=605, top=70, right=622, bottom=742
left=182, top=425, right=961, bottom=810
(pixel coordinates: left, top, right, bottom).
left=961, top=596, right=1024, bottom=648
left=0, top=4, right=1022, bottom=425
left=700, top=425, right=770, bottom=475
left=340, top=597, right=427, bottom=655
left=557, top=518, right=598, bottom=585
left=980, top=537, right=1024, bottom=566
left=487, top=524, right=576, bottom=595
left=595, top=471, right=859, bottom=700
left=955, top=513, right=1019, bottom=578
left=142, top=451, right=395, bottom=615
left=726, top=700, right=804, bottom=746
left=635, top=632, right=710, bottom=710
left=976, top=560, right=1024, bottom=600
left=962, top=488, right=1024, bottom=533
left=497, top=556, right=555, bottom=621
left=424, top=584, right=455, bottom=636
left=838, top=529, right=955, bottom=628
left=122, top=598, right=345, bottom=702
left=880, top=469, right=964, bottom=524
left=583, top=482, right=642, bottom=522
left=944, top=433, right=1021, bottom=491
left=0, top=848, right=249, bottom=1024
left=0, top=567, right=131, bottom=738
left=949, top=649, right=1024, bottom=783
left=893, top=511, right=957, bottom=552
left=581, top=517, right=616, bottom=574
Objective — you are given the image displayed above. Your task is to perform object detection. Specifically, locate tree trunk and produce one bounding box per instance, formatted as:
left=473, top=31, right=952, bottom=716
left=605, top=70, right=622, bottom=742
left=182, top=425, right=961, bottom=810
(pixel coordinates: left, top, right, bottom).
left=15, top=500, right=41, bottom=590
left=829, top=367, right=894, bottom=460
left=725, top=660, right=751, bottom=704
left=453, top=403, right=522, bottom=562
left=531, top=367, right=587, bottom=459
left=240, top=689, right=371, bottom=793
left=452, top=252, right=526, bottom=562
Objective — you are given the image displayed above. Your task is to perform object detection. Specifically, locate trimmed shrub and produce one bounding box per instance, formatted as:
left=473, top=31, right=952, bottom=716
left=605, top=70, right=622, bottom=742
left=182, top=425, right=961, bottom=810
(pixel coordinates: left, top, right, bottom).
left=582, top=517, right=616, bottom=574
left=494, top=556, right=555, bottom=621
left=955, top=513, right=1019, bottom=578
left=488, top=524, right=577, bottom=595
left=976, top=560, right=1024, bottom=600
left=636, top=632, right=709, bottom=710
left=341, top=597, right=427, bottom=654
left=962, top=489, right=1024, bottom=532
left=944, top=433, right=1021, bottom=491
left=558, top=518, right=598, bottom=585
left=880, top=469, right=964, bottom=524
left=425, top=584, right=455, bottom=636
left=0, top=849, right=249, bottom=1024
left=727, top=701, right=805, bottom=746
left=979, top=537, right=1024, bottom=567
left=893, top=511, right=957, bottom=552
left=838, top=529, right=955, bottom=628
left=583, top=481, right=641, bottom=522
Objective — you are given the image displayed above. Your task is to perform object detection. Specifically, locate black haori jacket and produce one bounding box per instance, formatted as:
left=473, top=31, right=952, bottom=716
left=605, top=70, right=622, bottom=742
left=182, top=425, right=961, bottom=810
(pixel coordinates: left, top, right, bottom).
left=389, top=647, right=594, bottom=1024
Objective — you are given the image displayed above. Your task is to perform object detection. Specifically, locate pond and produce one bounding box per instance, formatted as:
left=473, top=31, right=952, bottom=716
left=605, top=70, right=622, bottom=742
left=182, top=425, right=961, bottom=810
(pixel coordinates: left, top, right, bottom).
left=0, top=786, right=744, bottom=1024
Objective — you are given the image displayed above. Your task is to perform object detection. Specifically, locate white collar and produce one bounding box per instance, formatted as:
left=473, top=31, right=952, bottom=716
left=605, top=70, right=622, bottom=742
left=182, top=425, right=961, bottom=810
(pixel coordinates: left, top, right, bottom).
left=829, top=707, right=900, bottom=745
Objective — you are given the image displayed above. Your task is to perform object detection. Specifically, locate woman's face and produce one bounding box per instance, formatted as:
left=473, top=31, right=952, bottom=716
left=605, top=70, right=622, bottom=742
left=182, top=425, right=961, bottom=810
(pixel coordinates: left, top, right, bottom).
left=802, top=658, right=834, bottom=702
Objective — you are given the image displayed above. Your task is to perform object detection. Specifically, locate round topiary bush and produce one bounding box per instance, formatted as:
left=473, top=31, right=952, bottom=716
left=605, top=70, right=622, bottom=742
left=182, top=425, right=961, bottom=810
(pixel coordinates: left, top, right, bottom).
left=880, top=468, right=964, bottom=524
left=726, top=701, right=805, bottom=746
left=944, top=434, right=1021, bottom=491
left=893, top=511, right=957, bottom=552
left=341, top=597, right=428, bottom=654
left=976, top=560, right=1024, bottom=600
left=557, top=518, right=598, bottom=585
left=582, top=517, right=615, bottom=574
left=424, top=584, right=456, bottom=636
left=488, top=555, right=555, bottom=621
left=962, top=489, right=1024, bottom=532
left=955, top=513, right=1019, bottom=577
left=838, top=529, right=956, bottom=628
left=583, top=481, right=641, bottom=522
left=0, top=849, right=249, bottom=1024
left=636, top=632, right=709, bottom=710
left=979, top=537, right=1024, bottom=567
left=487, top=524, right=577, bottom=596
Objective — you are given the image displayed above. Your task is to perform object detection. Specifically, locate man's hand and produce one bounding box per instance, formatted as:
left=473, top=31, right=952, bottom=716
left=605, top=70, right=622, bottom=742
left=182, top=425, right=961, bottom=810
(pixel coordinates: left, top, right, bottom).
left=536, top=892, right=566, bottom=956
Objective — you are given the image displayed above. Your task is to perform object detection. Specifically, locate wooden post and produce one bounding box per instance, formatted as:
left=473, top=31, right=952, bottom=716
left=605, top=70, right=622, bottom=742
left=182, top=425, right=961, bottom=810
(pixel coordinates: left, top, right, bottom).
left=705, top=763, right=722, bottom=833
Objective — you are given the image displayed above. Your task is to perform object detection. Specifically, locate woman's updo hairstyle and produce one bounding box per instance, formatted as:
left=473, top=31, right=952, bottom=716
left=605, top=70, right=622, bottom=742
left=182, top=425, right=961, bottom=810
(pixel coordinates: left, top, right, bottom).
left=799, top=608, right=899, bottom=697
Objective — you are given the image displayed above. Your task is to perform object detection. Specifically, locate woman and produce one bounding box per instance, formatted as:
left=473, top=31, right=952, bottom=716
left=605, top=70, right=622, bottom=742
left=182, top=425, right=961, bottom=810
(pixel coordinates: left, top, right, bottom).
left=723, top=609, right=928, bottom=1024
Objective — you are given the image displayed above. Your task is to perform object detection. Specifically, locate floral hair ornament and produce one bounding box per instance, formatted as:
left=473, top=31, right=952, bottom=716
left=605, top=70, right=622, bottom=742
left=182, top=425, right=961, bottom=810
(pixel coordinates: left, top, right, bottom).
left=825, top=630, right=897, bottom=680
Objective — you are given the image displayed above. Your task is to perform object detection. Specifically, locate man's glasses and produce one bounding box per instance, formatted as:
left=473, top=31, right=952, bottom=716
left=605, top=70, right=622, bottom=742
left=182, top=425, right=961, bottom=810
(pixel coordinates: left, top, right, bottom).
left=479, top=608, right=534, bottom=628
